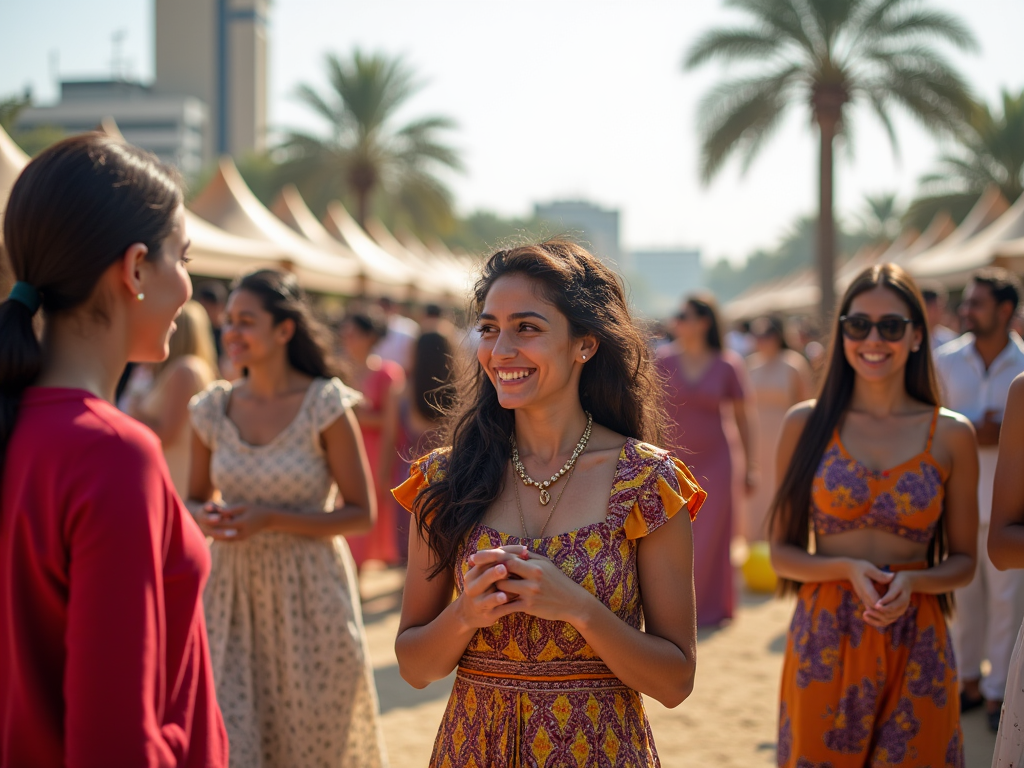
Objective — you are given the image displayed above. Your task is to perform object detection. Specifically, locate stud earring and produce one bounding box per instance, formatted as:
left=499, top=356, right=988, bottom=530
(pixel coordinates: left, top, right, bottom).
left=136, top=292, right=145, bottom=301
left=581, top=354, right=587, bottom=361
left=912, top=346, right=920, bottom=352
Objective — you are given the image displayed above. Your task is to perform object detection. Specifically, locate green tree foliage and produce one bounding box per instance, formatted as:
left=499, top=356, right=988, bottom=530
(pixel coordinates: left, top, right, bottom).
left=857, top=192, right=903, bottom=243
left=704, top=214, right=873, bottom=302
left=906, top=88, right=1024, bottom=229
left=0, top=93, right=65, bottom=157
left=685, top=0, right=976, bottom=318
left=280, top=50, right=462, bottom=239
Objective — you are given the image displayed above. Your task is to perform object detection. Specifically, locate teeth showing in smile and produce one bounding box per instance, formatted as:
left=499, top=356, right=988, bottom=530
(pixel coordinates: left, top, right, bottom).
left=497, top=369, right=533, bottom=382
left=862, top=353, right=887, bottom=362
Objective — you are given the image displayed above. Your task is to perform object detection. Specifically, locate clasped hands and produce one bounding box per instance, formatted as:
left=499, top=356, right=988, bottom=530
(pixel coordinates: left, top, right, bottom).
left=846, top=559, right=914, bottom=629
left=456, top=545, right=587, bottom=630
left=194, top=501, right=274, bottom=541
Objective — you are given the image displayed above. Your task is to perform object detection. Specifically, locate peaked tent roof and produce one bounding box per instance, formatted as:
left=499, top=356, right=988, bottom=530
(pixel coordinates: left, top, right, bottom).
left=887, top=212, right=956, bottom=266
left=365, top=218, right=469, bottom=296
left=904, top=187, right=1009, bottom=280
left=908, top=192, right=1024, bottom=284
left=321, top=202, right=452, bottom=299
left=190, top=159, right=363, bottom=295
left=269, top=185, right=414, bottom=296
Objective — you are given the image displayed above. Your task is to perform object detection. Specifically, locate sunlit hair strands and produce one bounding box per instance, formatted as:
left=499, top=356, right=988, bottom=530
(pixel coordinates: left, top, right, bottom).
left=414, top=239, right=666, bottom=578
left=766, top=263, right=953, bottom=613
left=0, top=133, right=182, bottom=471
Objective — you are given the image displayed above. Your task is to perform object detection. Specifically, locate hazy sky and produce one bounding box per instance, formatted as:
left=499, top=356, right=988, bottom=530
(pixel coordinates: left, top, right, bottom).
left=2, top=0, right=1022, bottom=266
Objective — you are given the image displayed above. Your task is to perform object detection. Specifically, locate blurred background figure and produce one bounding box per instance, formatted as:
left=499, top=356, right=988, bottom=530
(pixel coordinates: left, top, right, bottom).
left=724, top=320, right=754, bottom=357
left=373, top=296, right=420, bottom=374
left=395, top=330, right=457, bottom=562
left=657, top=294, right=755, bottom=627
left=126, top=300, right=218, bottom=498
left=744, top=315, right=812, bottom=542
left=193, top=280, right=228, bottom=367
left=340, top=310, right=406, bottom=568
left=920, top=280, right=959, bottom=350
left=935, top=268, right=1024, bottom=730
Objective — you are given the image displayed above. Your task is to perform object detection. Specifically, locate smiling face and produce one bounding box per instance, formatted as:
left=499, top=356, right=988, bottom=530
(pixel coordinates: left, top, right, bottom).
left=221, top=288, right=294, bottom=371
left=127, top=205, right=192, bottom=362
left=841, top=286, right=923, bottom=383
left=476, top=273, right=594, bottom=412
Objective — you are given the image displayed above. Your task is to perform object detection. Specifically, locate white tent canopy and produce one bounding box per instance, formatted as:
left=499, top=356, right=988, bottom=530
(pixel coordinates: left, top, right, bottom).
left=190, top=159, right=363, bottom=295
left=904, top=187, right=1009, bottom=282
left=908, top=191, right=1024, bottom=285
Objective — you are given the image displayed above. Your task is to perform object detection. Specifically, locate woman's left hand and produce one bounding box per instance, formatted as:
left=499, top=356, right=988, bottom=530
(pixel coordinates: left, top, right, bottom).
left=490, top=549, right=594, bottom=624
left=862, top=571, right=913, bottom=628
left=202, top=502, right=275, bottom=541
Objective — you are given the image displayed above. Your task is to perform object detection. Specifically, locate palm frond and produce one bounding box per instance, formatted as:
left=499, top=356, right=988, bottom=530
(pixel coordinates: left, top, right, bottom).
left=683, top=27, right=784, bottom=69
left=726, top=0, right=819, bottom=55
left=696, top=65, right=803, bottom=182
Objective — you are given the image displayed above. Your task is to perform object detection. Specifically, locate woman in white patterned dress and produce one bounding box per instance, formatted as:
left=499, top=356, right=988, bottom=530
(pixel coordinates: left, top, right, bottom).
left=187, top=269, right=388, bottom=767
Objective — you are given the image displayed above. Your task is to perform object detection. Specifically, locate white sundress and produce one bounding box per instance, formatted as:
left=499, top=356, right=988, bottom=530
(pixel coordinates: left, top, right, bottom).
left=190, top=377, right=388, bottom=768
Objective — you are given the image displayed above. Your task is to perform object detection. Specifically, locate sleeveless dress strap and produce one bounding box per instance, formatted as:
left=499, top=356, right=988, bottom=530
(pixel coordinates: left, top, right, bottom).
left=925, top=405, right=941, bottom=451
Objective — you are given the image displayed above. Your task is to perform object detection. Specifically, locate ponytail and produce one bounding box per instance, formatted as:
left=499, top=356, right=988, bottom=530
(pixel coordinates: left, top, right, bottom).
left=0, top=133, right=182, bottom=471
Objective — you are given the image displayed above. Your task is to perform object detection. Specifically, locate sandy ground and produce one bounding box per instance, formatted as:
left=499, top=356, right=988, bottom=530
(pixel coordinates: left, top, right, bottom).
left=360, top=567, right=998, bottom=767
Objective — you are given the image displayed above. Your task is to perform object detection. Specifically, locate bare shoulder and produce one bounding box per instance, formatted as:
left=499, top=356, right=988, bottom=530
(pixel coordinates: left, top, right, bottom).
left=934, top=407, right=977, bottom=452
left=1009, top=372, right=1024, bottom=402
left=783, top=399, right=816, bottom=428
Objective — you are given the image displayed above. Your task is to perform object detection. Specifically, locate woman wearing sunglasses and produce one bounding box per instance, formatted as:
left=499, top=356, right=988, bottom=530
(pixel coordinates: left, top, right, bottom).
left=769, top=264, right=978, bottom=767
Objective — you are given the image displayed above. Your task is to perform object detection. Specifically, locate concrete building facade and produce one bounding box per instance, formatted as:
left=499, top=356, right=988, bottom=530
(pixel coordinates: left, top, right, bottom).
left=534, top=200, right=622, bottom=265
left=155, top=0, right=268, bottom=158
left=17, top=80, right=208, bottom=177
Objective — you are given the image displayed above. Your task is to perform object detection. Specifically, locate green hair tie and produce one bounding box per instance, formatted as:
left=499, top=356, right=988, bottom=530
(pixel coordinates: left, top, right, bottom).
left=8, top=281, right=41, bottom=314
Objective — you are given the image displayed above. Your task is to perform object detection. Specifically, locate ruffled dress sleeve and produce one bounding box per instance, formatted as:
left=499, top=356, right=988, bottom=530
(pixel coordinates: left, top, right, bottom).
left=188, top=381, right=230, bottom=450
left=310, top=376, right=361, bottom=431
left=392, top=448, right=450, bottom=517
left=623, top=451, right=707, bottom=540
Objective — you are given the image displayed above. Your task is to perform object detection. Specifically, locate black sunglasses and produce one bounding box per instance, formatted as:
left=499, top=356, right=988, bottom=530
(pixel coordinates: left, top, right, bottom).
left=839, top=314, right=914, bottom=342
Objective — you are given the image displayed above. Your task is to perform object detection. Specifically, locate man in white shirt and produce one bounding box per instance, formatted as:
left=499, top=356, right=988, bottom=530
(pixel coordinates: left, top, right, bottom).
left=934, top=267, right=1024, bottom=731
left=372, top=296, right=420, bottom=374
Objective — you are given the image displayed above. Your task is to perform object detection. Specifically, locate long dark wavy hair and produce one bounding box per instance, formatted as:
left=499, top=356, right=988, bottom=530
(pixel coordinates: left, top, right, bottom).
left=0, top=133, right=181, bottom=472
left=415, top=239, right=666, bottom=577
left=233, top=269, right=341, bottom=379
left=766, top=263, right=953, bottom=614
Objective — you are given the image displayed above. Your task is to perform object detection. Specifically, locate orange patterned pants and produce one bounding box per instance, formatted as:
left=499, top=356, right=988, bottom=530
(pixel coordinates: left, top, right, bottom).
left=778, top=563, right=963, bottom=767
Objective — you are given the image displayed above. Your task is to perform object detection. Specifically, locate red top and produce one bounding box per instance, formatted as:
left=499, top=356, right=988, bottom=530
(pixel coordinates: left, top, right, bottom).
left=0, top=388, right=228, bottom=767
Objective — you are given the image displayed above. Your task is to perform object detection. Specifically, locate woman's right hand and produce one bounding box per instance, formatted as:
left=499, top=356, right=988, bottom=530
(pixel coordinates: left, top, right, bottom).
left=454, top=547, right=525, bottom=630
left=843, top=558, right=894, bottom=626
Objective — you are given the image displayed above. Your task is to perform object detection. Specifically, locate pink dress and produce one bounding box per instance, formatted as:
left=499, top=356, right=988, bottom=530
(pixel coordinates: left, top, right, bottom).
left=657, top=351, right=747, bottom=626
left=347, top=361, right=405, bottom=567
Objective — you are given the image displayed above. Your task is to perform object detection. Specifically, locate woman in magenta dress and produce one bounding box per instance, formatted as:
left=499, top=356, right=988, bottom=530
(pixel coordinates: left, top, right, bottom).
left=340, top=311, right=405, bottom=567
left=657, top=295, right=755, bottom=626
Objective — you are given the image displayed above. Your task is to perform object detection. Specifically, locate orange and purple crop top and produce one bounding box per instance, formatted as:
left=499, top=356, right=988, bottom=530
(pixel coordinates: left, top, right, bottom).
left=811, top=407, right=946, bottom=544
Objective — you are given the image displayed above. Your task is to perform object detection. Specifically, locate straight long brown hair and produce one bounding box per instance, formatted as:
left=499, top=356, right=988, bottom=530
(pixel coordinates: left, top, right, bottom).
left=767, top=263, right=953, bottom=614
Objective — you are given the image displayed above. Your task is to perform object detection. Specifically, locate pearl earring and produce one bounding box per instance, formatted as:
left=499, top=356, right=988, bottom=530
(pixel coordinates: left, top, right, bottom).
left=581, top=354, right=587, bottom=361
left=136, top=292, right=145, bottom=301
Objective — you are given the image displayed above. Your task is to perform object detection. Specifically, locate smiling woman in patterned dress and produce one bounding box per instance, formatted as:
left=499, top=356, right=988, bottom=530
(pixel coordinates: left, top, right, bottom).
left=392, top=240, right=705, bottom=767
left=768, top=264, right=979, bottom=767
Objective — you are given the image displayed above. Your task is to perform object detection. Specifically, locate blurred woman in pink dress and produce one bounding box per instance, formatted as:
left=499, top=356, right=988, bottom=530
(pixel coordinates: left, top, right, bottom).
left=340, top=311, right=405, bottom=567
left=744, top=316, right=812, bottom=542
left=657, top=295, right=755, bottom=627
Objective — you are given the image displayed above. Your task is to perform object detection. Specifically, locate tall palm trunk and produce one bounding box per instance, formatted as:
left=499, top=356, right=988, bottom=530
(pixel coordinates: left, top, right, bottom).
left=813, top=86, right=846, bottom=326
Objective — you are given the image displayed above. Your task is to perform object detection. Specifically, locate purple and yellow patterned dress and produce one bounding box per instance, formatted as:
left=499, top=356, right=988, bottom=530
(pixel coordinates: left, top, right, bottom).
left=393, top=438, right=706, bottom=767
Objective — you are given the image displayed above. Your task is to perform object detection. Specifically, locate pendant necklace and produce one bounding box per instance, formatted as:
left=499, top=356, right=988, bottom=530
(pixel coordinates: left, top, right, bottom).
left=510, top=411, right=592, bottom=505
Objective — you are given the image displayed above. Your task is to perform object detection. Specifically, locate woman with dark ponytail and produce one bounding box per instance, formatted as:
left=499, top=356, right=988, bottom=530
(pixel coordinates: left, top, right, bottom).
left=187, top=269, right=387, bottom=767
left=0, top=134, right=227, bottom=766
left=769, top=264, right=978, bottom=767
left=393, top=240, right=705, bottom=766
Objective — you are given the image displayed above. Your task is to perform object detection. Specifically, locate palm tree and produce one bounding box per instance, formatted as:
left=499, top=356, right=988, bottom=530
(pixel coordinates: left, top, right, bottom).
left=685, top=0, right=976, bottom=320
left=857, top=192, right=902, bottom=243
left=906, top=88, right=1024, bottom=229
left=282, top=50, right=462, bottom=236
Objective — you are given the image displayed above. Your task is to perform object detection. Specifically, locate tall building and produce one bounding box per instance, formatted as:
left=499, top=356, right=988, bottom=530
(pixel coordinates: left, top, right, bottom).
left=534, top=200, right=621, bottom=265
left=16, top=80, right=208, bottom=177
left=155, top=0, right=268, bottom=159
